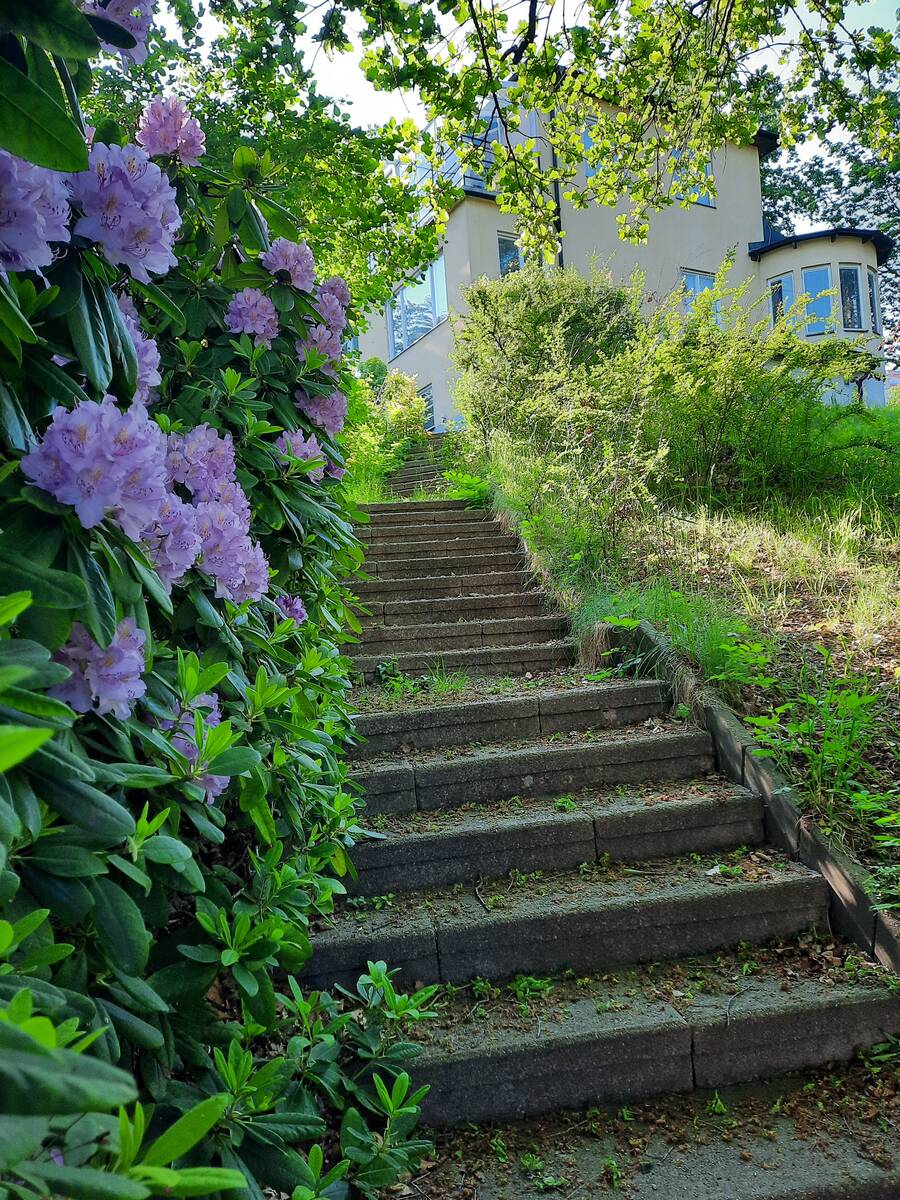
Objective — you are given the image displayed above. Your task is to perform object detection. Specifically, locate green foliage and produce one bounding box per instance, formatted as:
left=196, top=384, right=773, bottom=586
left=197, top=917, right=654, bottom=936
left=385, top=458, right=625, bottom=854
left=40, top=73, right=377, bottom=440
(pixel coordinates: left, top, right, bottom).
left=442, top=470, right=490, bottom=507
left=343, top=364, right=428, bottom=503
left=0, top=16, right=432, bottom=1199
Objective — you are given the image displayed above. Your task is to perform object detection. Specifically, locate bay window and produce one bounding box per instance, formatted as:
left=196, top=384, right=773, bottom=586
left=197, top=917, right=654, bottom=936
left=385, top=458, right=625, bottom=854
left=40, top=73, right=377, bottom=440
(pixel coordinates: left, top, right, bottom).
left=839, top=264, right=864, bottom=331
left=768, top=272, right=795, bottom=323
left=802, top=265, right=833, bottom=335
left=387, top=255, right=448, bottom=359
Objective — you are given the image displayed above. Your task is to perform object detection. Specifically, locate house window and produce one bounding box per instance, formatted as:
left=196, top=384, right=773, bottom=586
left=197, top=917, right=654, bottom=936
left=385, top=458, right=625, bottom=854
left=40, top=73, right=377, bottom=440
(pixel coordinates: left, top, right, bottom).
left=683, top=269, right=719, bottom=318
left=868, top=268, right=882, bottom=335
left=498, top=233, right=523, bottom=277
left=801, top=265, right=833, bottom=335
left=672, top=150, right=715, bottom=207
left=387, top=254, right=448, bottom=359
left=582, top=128, right=599, bottom=179
left=418, top=383, right=435, bottom=431
left=768, top=272, right=796, bottom=323
left=839, top=265, right=865, bottom=331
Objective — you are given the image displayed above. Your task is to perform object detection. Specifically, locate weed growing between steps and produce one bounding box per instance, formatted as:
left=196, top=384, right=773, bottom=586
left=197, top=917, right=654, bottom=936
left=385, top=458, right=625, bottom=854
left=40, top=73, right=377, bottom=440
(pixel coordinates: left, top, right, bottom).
left=353, top=667, right=629, bottom=712
left=447, top=266, right=900, bottom=911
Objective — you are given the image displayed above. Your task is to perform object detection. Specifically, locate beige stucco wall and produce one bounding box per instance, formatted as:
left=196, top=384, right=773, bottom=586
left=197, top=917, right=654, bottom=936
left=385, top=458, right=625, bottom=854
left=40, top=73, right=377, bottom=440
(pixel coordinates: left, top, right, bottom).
left=559, top=143, right=766, bottom=305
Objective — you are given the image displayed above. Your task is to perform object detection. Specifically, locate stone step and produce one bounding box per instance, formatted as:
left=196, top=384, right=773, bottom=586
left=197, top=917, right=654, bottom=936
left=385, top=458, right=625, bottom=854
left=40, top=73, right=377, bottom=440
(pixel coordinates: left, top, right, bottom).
left=352, top=570, right=535, bottom=601
left=419, top=1070, right=900, bottom=1198
left=351, top=727, right=715, bottom=814
left=360, top=507, right=490, bottom=527
left=352, top=614, right=568, bottom=658
left=351, top=640, right=575, bottom=683
left=362, top=500, right=472, bottom=514
left=390, top=467, right=444, bottom=482
left=365, top=534, right=519, bottom=559
left=410, top=950, right=900, bottom=1124
left=303, top=856, right=827, bottom=989
left=369, top=551, right=526, bottom=579
left=350, top=782, right=764, bottom=894
left=351, top=680, right=668, bottom=757
left=362, top=520, right=506, bottom=544
left=361, top=591, right=551, bottom=627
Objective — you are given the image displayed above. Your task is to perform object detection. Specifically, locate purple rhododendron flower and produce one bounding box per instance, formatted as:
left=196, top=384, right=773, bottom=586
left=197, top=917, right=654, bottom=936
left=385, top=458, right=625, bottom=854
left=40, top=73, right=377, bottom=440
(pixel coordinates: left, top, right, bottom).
left=296, top=388, right=347, bottom=438
left=117, top=294, right=161, bottom=404
left=296, top=324, right=342, bottom=368
left=325, top=460, right=346, bottom=482
left=316, top=289, right=346, bottom=335
left=277, top=595, right=308, bottom=623
left=276, top=429, right=325, bottom=481
left=0, top=151, right=70, bottom=275
left=260, top=238, right=315, bottom=291
left=86, top=0, right=156, bottom=64
left=50, top=619, right=146, bottom=719
left=71, top=143, right=180, bottom=282
left=193, top=500, right=269, bottom=603
left=225, top=287, right=279, bottom=348
left=231, top=540, right=269, bottom=603
left=166, top=425, right=237, bottom=502
left=137, top=96, right=206, bottom=165
left=144, top=491, right=201, bottom=589
left=319, top=275, right=350, bottom=308
left=160, top=692, right=227, bottom=803
left=22, top=396, right=168, bottom=538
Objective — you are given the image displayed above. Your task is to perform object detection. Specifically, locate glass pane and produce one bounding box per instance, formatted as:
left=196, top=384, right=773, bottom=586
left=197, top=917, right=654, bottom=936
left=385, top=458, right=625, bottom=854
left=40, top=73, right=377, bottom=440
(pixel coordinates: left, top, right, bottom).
left=802, top=266, right=832, bottom=334
left=402, top=271, right=434, bottom=345
left=431, top=255, right=448, bottom=322
left=583, top=130, right=598, bottom=178
left=498, top=234, right=520, bottom=277
left=769, top=278, right=784, bottom=323
left=387, top=294, right=404, bottom=357
left=839, top=266, right=863, bottom=329
left=868, top=270, right=881, bottom=333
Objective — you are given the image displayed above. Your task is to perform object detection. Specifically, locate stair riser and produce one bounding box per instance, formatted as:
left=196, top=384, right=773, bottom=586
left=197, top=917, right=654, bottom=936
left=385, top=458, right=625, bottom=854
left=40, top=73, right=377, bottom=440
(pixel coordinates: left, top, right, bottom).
left=414, top=990, right=900, bottom=1125
left=362, top=500, right=471, bottom=513
left=353, top=643, right=574, bottom=683
left=363, top=522, right=504, bottom=544
left=366, top=537, right=519, bottom=559
left=352, top=682, right=667, bottom=757
left=353, top=621, right=568, bottom=659
left=355, top=735, right=715, bottom=815
left=390, top=485, right=444, bottom=496
left=371, top=554, right=526, bottom=579
left=353, top=572, right=534, bottom=600
left=350, top=794, right=764, bottom=894
left=304, top=875, right=826, bottom=991
left=361, top=597, right=549, bottom=627
left=360, top=509, right=489, bottom=526
left=390, top=470, right=443, bottom=483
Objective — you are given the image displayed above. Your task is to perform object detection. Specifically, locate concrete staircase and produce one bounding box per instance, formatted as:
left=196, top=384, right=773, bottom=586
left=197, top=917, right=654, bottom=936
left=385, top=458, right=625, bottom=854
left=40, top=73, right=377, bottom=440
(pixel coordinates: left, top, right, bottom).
left=387, top=437, right=446, bottom=497
left=332, top=495, right=900, bottom=1191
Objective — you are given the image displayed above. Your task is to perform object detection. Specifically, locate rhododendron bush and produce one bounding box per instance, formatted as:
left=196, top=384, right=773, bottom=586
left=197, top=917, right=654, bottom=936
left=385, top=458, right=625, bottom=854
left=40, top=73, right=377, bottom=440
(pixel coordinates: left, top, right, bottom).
left=0, top=6, right=431, bottom=1198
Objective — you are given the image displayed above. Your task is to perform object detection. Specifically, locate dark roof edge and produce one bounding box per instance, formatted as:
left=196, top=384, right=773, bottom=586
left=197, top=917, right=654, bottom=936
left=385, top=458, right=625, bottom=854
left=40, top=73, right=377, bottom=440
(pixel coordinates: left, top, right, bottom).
left=748, top=226, right=895, bottom=267
left=753, top=128, right=779, bottom=159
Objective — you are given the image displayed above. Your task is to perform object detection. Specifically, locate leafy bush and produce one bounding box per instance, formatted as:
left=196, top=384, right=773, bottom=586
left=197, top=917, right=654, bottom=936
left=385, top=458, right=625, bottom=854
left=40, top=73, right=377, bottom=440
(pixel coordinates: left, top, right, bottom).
left=344, top=364, right=429, bottom=502
left=0, top=11, right=430, bottom=1198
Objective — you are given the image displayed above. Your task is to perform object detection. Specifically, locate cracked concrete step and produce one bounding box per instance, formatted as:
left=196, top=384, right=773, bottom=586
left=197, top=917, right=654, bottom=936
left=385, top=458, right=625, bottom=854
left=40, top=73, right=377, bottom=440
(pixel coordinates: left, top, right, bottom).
left=352, top=640, right=575, bottom=683
left=351, top=728, right=715, bottom=813
left=410, top=965, right=900, bottom=1124
left=368, top=551, right=526, bottom=579
left=304, top=859, right=827, bottom=990
left=352, top=614, right=569, bottom=658
left=351, top=680, right=668, bottom=757
left=353, top=570, right=536, bottom=601
left=360, top=590, right=551, bottom=627
left=361, top=519, right=506, bottom=544
left=365, top=534, right=520, bottom=559
left=349, top=783, right=764, bottom=894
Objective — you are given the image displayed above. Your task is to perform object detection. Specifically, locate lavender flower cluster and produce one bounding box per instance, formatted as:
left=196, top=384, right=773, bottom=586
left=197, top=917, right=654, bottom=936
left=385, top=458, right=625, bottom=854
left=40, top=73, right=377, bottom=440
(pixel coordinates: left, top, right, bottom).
left=51, top=619, right=147, bottom=719
left=86, top=0, right=157, bottom=65
left=276, top=429, right=325, bottom=481
left=276, top=595, right=308, bottom=624
left=71, top=143, right=180, bottom=282
left=160, top=692, right=228, bottom=804
left=21, top=396, right=168, bottom=538
left=118, top=294, right=161, bottom=404
left=295, top=273, right=350, bottom=379
left=0, top=151, right=70, bottom=276
left=137, top=96, right=206, bottom=165
left=226, top=288, right=280, bottom=348
left=261, top=238, right=315, bottom=292
left=296, top=388, right=348, bottom=438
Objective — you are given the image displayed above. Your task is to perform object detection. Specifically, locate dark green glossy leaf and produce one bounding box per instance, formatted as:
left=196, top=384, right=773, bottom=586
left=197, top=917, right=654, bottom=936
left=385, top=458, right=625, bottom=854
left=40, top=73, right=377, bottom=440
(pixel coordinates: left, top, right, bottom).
left=0, top=59, right=88, bottom=171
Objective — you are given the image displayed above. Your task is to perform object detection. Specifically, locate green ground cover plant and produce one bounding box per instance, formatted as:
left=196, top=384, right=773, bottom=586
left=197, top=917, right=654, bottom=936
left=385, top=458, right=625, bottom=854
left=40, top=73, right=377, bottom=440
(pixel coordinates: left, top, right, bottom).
left=449, top=266, right=900, bottom=905
left=0, top=9, right=433, bottom=1197
left=343, top=363, right=430, bottom=503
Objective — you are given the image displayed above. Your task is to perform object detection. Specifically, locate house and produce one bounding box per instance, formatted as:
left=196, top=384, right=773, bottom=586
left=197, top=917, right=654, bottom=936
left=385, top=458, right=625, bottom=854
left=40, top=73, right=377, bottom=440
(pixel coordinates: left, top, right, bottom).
left=358, top=121, right=894, bottom=429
